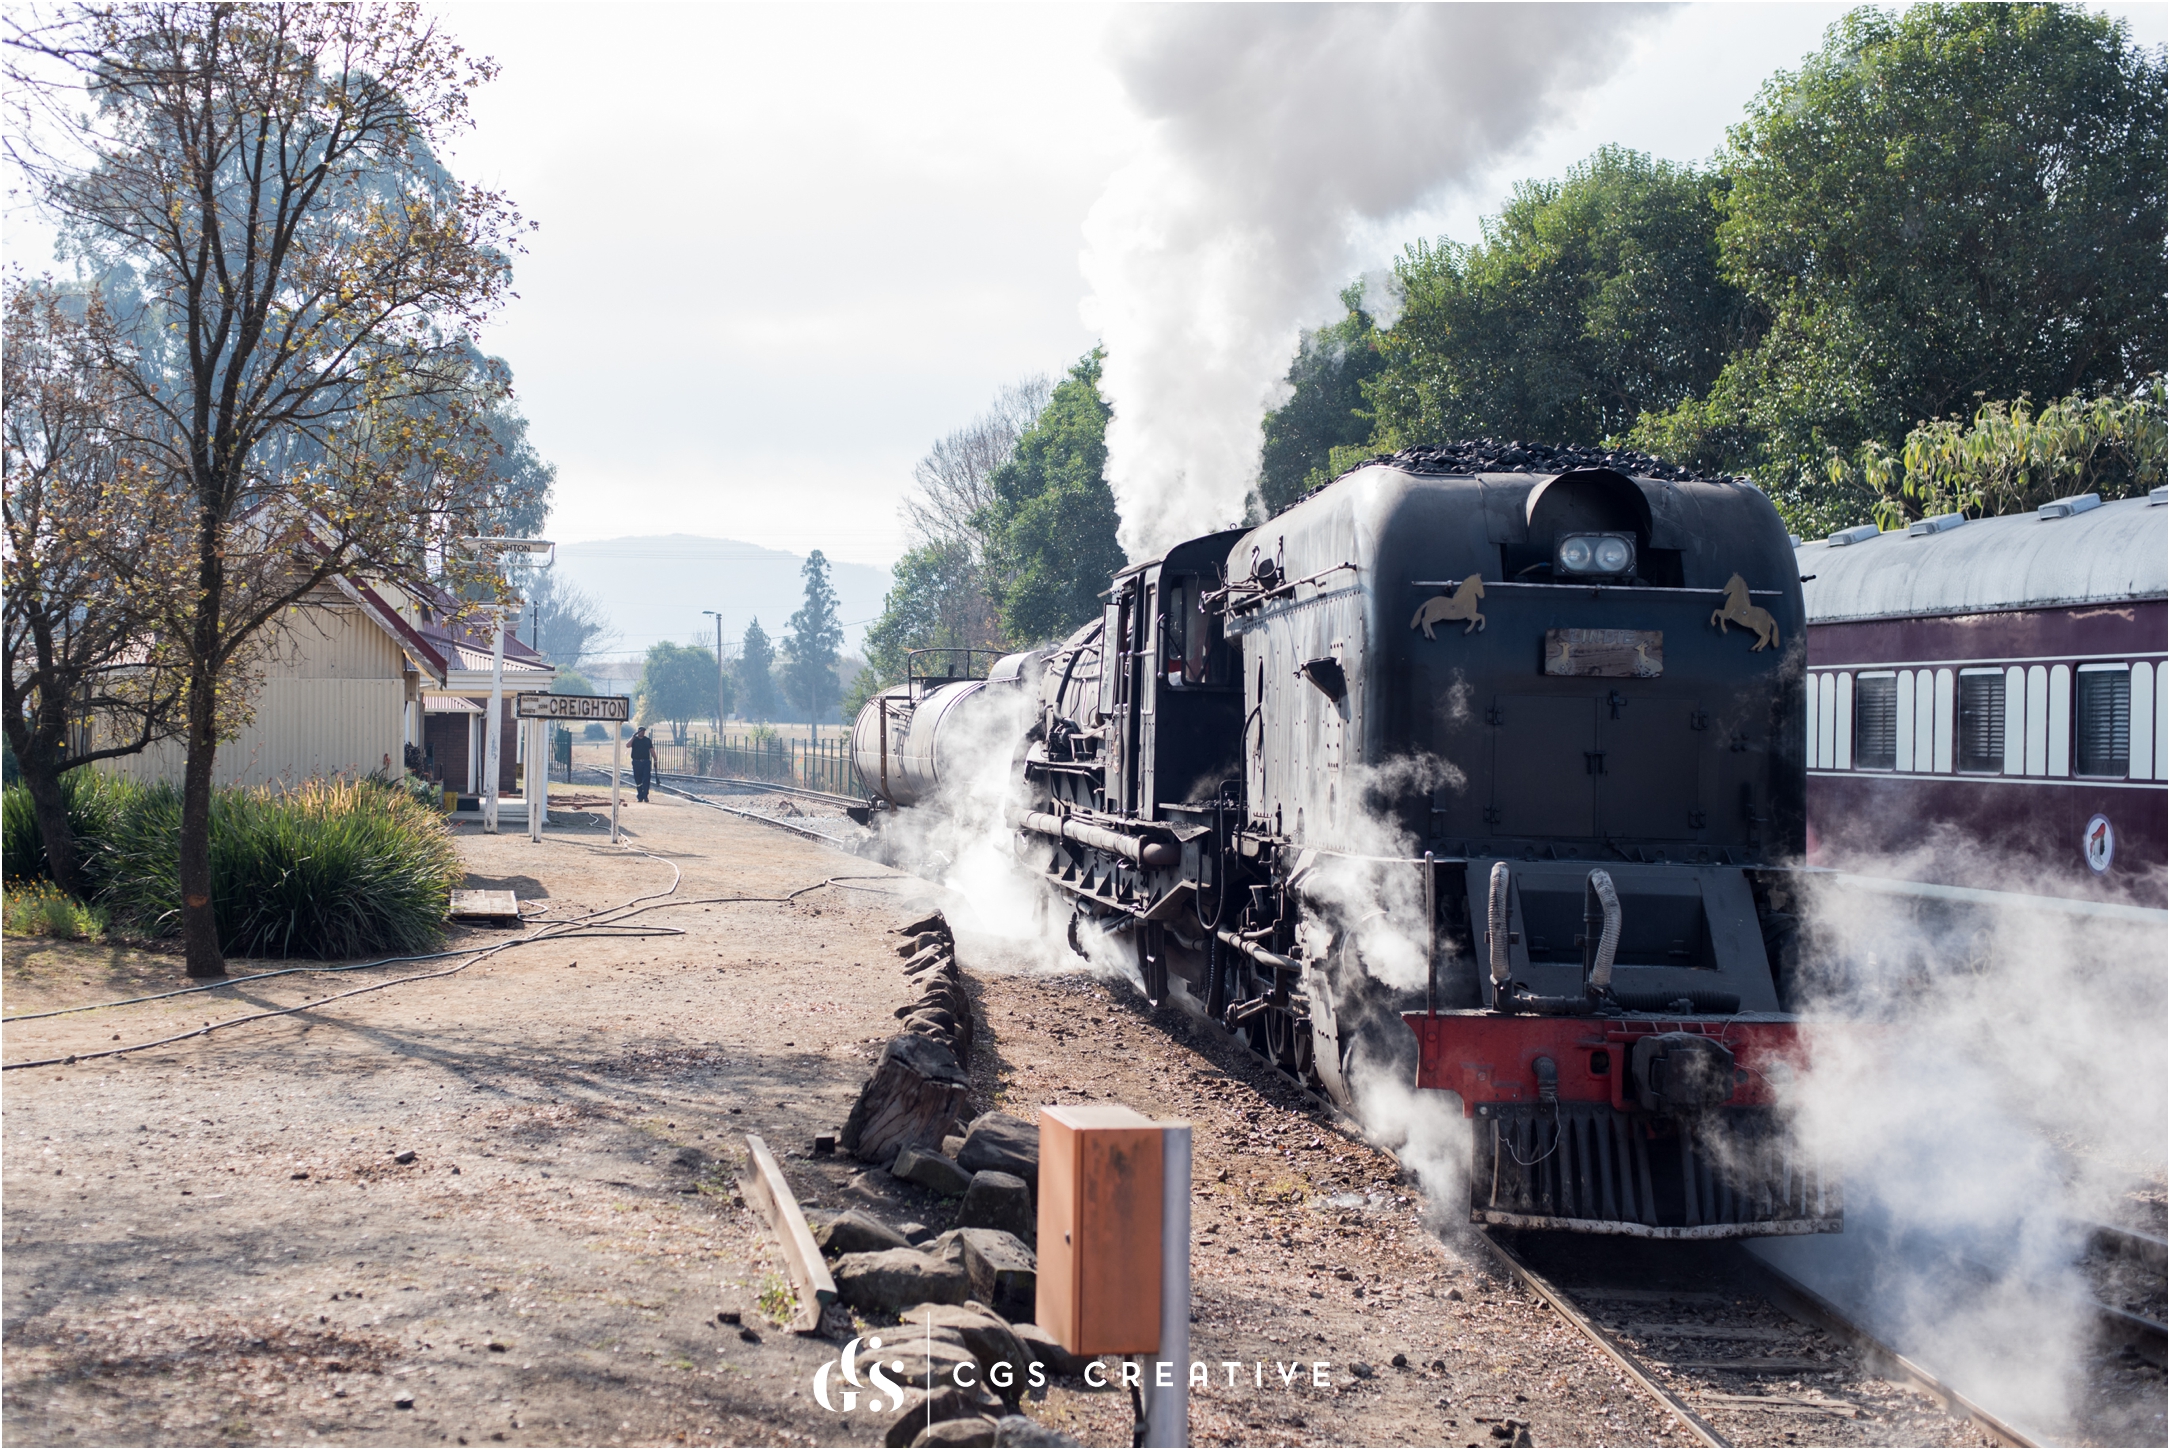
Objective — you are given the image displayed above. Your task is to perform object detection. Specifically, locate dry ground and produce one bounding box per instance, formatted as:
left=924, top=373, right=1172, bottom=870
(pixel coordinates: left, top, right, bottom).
left=0, top=795, right=2021, bottom=1448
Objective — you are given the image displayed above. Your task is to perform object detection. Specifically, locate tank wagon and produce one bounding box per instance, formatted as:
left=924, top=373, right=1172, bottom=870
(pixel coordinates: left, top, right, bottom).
left=853, top=445, right=1838, bottom=1238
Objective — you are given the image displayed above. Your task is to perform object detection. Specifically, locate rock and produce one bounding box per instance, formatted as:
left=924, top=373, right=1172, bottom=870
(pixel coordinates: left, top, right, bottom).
left=833, top=1248, right=972, bottom=1313
left=956, top=1171, right=1034, bottom=1243
left=892, top=1146, right=974, bottom=1198
left=842, top=1034, right=972, bottom=1167
left=739, top=1326, right=761, bottom=1343
left=895, top=912, right=948, bottom=941
left=814, top=1209, right=913, bottom=1257
left=911, top=1419, right=997, bottom=1448
left=393, top=1394, right=415, bottom=1410
left=717, top=1310, right=742, bottom=1325
left=1351, top=1362, right=1374, bottom=1379
left=885, top=1384, right=1002, bottom=1448
left=1391, top=1352, right=1408, bottom=1368
left=392, top=1150, right=417, bottom=1165
left=903, top=944, right=951, bottom=975
left=941, top=1136, right=967, bottom=1160
left=890, top=1328, right=982, bottom=1390
left=672, top=1146, right=709, bottom=1171
left=899, top=1302, right=1032, bottom=1402
left=813, top=1133, right=837, bottom=1156
left=993, top=1416, right=1079, bottom=1448
left=1010, top=1322, right=1093, bottom=1378
left=1446, top=1287, right=1464, bottom=1302
left=955, top=1228, right=1036, bottom=1324
left=956, top=1113, right=1038, bottom=1187
left=898, top=1220, right=932, bottom=1244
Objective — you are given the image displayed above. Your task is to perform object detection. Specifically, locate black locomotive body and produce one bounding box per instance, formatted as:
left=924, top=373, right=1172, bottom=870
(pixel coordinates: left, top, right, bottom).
left=856, top=453, right=1839, bottom=1238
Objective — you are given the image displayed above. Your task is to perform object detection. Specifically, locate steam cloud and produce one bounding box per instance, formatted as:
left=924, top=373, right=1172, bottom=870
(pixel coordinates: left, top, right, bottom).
left=1759, top=828, right=2168, bottom=1438
left=1083, top=3, right=1667, bottom=559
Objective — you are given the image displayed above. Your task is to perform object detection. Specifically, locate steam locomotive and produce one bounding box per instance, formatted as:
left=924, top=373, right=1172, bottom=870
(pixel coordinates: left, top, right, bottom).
left=852, top=445, right=1838, bottom=1239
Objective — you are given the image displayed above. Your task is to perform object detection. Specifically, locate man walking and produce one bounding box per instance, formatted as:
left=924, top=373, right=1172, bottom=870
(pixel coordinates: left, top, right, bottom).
left=629, top=726, right=656, bottom=802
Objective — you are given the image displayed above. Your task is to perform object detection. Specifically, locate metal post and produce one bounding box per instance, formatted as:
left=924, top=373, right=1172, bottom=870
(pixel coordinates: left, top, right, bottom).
left=1142, top=1122, right=1192, bottom=1448
left=1424, top=849, right=1438, bottom=1016
left=528, top=718, right=543, bottom=843
left=611, top=723, right=622, bottom=844
left=484, top=607, right=506, bottom=833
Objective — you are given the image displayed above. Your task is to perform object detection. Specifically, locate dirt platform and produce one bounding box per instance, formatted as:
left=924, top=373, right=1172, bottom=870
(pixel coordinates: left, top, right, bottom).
left=2, top=795, right=931, bottom=1448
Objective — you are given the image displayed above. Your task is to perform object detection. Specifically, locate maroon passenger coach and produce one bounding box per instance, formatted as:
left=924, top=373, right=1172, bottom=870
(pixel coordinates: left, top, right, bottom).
left=1794, top=488, right=2168, bottom=903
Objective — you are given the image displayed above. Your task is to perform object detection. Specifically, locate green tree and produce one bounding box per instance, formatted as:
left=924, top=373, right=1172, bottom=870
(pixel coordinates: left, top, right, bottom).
left=982, top=351, right=1125, bottom=643
left=783, top=551, right=843, bottom=727
left=737, top=618, right=777, bottom=721
left=861, top=538, right=1000, bottom=699
left=1365, top=147, right=1744, bottom=456
left=635, top=641, right=718, bottom=745
left=1631, top=3, right=2167, bottom=535
left=1257, top=283, right=1387, bottom=516
left=7, top=3, right=532, bottom=977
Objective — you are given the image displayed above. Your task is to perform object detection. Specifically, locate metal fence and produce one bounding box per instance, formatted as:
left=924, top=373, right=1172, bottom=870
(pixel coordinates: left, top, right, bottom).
left=648, top=733, right=863, bottom=798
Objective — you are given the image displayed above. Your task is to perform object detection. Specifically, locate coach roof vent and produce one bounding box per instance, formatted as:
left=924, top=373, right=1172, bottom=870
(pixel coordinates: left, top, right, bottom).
left=1524, top=468, right=1653, bottom=543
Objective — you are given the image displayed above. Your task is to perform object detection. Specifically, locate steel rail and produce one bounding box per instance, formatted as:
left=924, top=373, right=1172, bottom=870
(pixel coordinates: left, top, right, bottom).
left=1472, top=1228, right=1730, bottom=1448
left=653, top=769, right=867, bottom=813
left=1475, top=1228, right=2039, bottom=1449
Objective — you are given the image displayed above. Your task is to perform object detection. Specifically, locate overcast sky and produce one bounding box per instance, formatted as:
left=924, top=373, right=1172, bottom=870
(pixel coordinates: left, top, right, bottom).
left=29, top=5, right=2162, bottom=573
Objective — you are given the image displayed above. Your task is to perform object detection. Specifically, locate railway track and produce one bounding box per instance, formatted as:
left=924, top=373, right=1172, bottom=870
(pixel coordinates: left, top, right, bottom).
left=1473, top=1228, right=2032, bottom=1448
left=570, top=764, right=867, bottom=846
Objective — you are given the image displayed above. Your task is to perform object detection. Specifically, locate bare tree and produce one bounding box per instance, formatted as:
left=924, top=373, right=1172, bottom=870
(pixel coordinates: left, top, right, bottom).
left=523, top=565, right=615, bottom=669
left=7, top=3, right=536, bottom=977
left=2, top=276, right=188, bottom=896
left=901, top=374, right=1052, bottom=556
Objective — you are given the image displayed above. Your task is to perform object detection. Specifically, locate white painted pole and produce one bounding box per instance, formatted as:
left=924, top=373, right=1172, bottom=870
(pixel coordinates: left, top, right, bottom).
left=1142, top=1121, right=1192, bottom=1448
left=611, top=723, right=622, bottom=844
left=484, top=607, right=506, bottom=834
left=528, top=719, right=543, bottom=842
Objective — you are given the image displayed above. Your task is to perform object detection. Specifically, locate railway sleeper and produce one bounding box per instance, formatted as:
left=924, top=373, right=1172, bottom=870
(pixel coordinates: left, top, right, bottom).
left=1473, top=1104, right=1841, bottom=1239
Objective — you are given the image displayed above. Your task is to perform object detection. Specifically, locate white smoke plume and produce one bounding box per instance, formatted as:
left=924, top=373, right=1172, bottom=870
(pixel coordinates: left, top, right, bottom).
left=1757, top=830, right=2168, bottom=1439
left=1083, top=3, right=1668, bottom=560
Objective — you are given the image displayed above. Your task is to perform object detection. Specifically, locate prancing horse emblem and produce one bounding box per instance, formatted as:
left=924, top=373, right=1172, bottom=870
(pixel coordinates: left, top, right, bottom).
left=1411, top=574, right=1486, bottom=638
left=1710, top=574, right=1779, bottom=651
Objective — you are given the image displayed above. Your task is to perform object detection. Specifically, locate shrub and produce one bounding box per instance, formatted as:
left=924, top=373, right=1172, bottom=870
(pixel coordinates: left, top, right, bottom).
left=1, top=770, right=137, bottom=888
left=98, top=778, right=462, bottom=959
left=2, top=879, right=109, bottom=941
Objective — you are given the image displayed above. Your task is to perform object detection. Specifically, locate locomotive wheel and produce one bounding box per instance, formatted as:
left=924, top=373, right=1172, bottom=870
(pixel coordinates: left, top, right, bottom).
left=1291, top=1018, right=1316, bottom=1079
left=1066, top=910, right=1088, bottom=960
left=1264, top=1007, right=1294, bottom=1067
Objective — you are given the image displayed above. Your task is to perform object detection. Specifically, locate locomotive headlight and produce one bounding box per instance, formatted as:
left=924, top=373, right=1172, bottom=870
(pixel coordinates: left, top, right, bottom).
left=1556, top=531, right=1636, bottom=579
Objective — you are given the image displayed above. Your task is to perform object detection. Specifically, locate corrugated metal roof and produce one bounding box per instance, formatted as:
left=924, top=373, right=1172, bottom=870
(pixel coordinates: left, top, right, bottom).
left=1796, top=495, right=2167, bottom=623
left=449, top=645, right=551, bottom=673
left=422, top=694, right=485, bottom=714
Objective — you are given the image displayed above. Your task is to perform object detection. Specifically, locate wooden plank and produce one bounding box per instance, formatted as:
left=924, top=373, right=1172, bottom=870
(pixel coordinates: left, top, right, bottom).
left=448, top=889, right=520, bottom=920
left=1617, top=1323, right=1799, bottom=1341
left=739, top=1134, right=836, bottom=1333
left=1661, top=1359, right=1833, bottom=1372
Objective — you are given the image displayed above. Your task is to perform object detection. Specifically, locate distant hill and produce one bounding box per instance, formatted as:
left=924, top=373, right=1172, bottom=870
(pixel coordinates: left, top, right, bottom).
left=548, top=535, right=889, bottom=661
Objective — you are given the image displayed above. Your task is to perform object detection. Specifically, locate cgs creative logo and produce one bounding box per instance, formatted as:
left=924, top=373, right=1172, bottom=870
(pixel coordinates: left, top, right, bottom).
left=814, top=1330, right=1336, bottom=1415
left=812, top=1335, right=910, bottom=1414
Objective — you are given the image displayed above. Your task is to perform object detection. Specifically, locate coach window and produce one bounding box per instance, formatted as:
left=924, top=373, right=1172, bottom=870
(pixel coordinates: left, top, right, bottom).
left=1853, top=672, right=1898, bottom=770
left=2076, top=663, right=2132, bottom=777
left=1957, top=669, right=2008, bottom=773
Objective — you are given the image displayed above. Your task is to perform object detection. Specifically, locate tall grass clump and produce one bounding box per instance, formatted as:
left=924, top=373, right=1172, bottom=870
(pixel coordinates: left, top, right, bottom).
left=2, top=879, right=109, bottom=940
left=99, top=778, right=462, bottom=958
left=1, top=769, right=137, bottom=888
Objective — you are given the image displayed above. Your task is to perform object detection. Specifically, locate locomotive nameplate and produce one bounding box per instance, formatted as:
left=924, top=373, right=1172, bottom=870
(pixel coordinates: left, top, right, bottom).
left=1543, top=628, right=1663, bottom=678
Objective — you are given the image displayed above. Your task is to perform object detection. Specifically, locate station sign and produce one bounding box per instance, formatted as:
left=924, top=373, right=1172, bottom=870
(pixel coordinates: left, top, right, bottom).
left=515, top=691, right=630, bottom=721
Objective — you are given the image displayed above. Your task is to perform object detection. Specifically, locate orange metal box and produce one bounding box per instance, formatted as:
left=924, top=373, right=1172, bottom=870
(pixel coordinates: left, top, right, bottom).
left=1036, top=1104, right=1164, bottom=1356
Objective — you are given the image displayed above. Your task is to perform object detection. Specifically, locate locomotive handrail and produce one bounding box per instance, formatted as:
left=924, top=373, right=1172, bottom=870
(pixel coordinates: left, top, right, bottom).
left=1224, top=560, right=1359, bottom=614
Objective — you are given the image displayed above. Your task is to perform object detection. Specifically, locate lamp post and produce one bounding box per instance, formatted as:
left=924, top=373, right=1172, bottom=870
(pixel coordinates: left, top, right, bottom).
left=458, top=537, right=555, bottom=834
left=702, top=609, right=725, bottom=759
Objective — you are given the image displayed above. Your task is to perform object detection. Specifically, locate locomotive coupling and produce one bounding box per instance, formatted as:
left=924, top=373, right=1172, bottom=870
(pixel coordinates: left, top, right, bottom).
left=1629, top=1033, right=1738, bottom=1114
